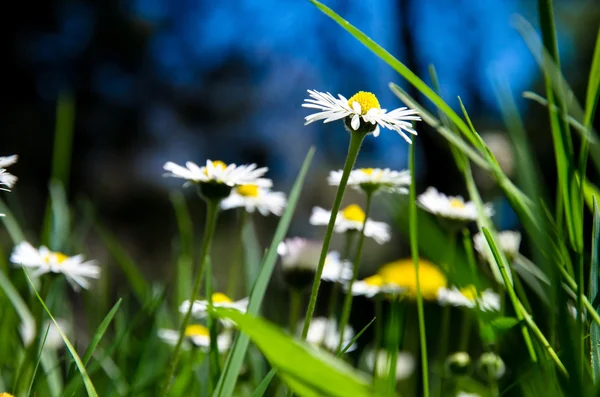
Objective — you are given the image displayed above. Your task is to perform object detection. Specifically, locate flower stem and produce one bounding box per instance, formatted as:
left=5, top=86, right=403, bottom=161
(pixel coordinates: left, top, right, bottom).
left=289, top=289, right=302, bottom=335
left=409, top=142, right=430, bottom=397
left=301, top=130, right=366, bottom=339
left=227, top=209, right=248, bottom=296
left=373, top=294, right=383, bottom=377
left=160, top=198, right=221, bottom=397
left=336, top=191, right=373, bottom=353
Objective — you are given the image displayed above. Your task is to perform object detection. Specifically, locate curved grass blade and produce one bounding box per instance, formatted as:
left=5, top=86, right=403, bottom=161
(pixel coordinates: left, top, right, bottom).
left=214, top=147, right=315, bottom=397
left=590, top=196, right=600, bottom=381
left=251, top=368, right=277, bottom=397
left=26, top=326, right=50, bottom=397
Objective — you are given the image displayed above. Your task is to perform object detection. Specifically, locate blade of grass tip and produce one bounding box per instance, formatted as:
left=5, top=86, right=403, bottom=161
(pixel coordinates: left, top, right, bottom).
left=584, top=29, right=600, bottom=129
left=590, top=196, right=600, bottom=382
left=522, top=91, right=590, bottom=136
left=214, top=147, right=315, bottom=397
left=338, top=317, right=375, bottom=357
left=22, top=269, right=98, bottom=397
left=170, top=191, right=194, bottom=308
left=26, top=325, right=50, bottom=397
left=251, top=368, right=277, bottom=397
left=0, top=198, right=25, bottom=243
left=409, top=141, right=430, bottom=397
left=308, top=0, right=483, bottom=150
left=49, top=181, right=70, bottom=251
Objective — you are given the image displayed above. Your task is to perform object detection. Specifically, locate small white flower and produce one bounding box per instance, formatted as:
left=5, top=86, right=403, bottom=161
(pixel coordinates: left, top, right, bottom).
left=349, top=274, right=404, bottom=298
left=310, top=205, right=391, bottom=244
left=163, top=159, right=272, bottom=188
left=0, top=154, right=18, bottom=190
left=437, top=286, right=500, bottom=312
left=477, top=352, right=506, bottom=380
left=328, top=168, right=410, bottom=194
left=303, top=90, right=421, bottom=143
left=20, top=318, right=69, bottom=350
left=277, top=238, right=322, bottom=272
left=418, top=187, right=494, bottom=221
left=180, top=293, right=248, bottom=318
left=364, top=349, right=415, bottom=380
left=220, top=184, right=286, bottom=216
left=456, top=392, right=481, bottom=397
left=158, top=324, right=232, bottom=351
left=10, top=242, right=100, bottom=291
left=299, top=317, right=356, bottom=352
left=473, top=231, right=521, bottom=263
left=321, top=251, right=353, bottom=283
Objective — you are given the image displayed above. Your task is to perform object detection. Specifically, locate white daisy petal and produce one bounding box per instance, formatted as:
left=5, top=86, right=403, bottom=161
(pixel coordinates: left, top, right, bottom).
left=164, top=160, right=272, bottom=188
left=220, top=185, right=286, bottom=216
left=310, top=205, right=391, bottom=245
left=298, top=317, right=356, bottom=352
left=418, top=187, right=494, bottom=221
left=328, top=168, right=411, bottom=195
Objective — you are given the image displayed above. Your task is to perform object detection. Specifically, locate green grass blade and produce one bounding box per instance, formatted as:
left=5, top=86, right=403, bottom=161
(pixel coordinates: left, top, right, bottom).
left=338, top=317, right=374, bottom=357
left=82, top=298, right=122, bottom=365
left=214, top=147, right=315, bottom=397
left=242, top=216, right=262, bottom=293
left=23, top=270, right=98, bottom=397
left=584, top=29, right=600, bottom=128
left=251, top=368, right=277, bottom=397
left=51, top=93, right=75, bottom=188
left=48, top=181, right=71, bottom=251
left=170, top=191, right=194, bottom=311
left=590, top=196, right=600, bottom=381
left=0, top=198, right=26, bottom=243
left=213, top=308, right=373, bottom=397
left=26, top=325, right=50, bottom=397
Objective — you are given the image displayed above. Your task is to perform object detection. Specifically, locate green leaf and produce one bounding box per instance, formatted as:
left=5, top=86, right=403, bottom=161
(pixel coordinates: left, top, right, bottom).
left=83, top=298, right=122, bottom=365
left=490, top=316, right=520, bottom=332
left=251, top=368, right=277, bottom=397
left=213, top=308, right=373, bottom=397
left=590, top=196, right=600, bottom=382
left=214, top=147, right=315, bottom=397
left=584, top=29, right=600, bottom=128
left=23, top=270, right=98, bottom=397
left=0, top=198, right=26, bottom=244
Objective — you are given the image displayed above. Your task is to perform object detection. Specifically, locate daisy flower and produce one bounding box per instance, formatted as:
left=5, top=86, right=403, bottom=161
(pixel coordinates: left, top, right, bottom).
left=302, top=90, right=421, bottom=143
left=328, top=168, right=410, bottom=195
left=349, top=274, right=404, bottom=298
left=220, top=184, right=286, bottom=216
left=163, top=160, right=272, bottom=188
left=444, top=352, right=472, bottom=377
left=0, top=393, right=16, bottom=397
left=473, top=230, right=521, bottom=264
left=310, top=205, right=391, bottom=244
left=10, top=242, right=100, bottom=291
left=364, top=350, right=415, bottom=380
left=321, top=251, right=353, bottom=283
left=418, top=187, right=494, bottom=222
left=477, top=352, right=506, bottom=380
left=158, top=324, right=232, bottom=351
left=437, top=286, right=500, bottom=312
left=377, top=259, right=448, bottom=300
left=298, top=317, right=356, bottom=352
left=0, top=154, right=18, bottom=190
left=180, top=293, right=249, bottom=318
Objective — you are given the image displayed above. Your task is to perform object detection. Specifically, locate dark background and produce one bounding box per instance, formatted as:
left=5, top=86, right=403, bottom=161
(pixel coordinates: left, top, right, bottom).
left=1, top=0, right=599, bottom=293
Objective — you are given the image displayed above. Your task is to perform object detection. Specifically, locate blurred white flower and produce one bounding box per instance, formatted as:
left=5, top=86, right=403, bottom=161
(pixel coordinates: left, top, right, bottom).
left=437, top=286, right=500, bottom=312
left=163, top=160, right=272, bottom=188
left=473, top=231, right=521, bottom=263
left=328, top=168, right=410, bottom=195
left=180, top=293, right=248, bottom=318
left=302, top=90, right=420, bottom=142
left=456, top=392, right=481, bottom=397
left=365, top=349, right=415, bottom=380
left=277, top=238, right=322, bottom=272
left=158, top=324, right=232, bottom=351
left=321, top=251, right=353, bottom=283
left=418, top=187, right=493, bottom=221
left=299, top=317, right=356, bottom=352
left=10, top=242, right=100, bottom=291
left=0, top=154, right=18, bottom=190
left=349, top=274, right=404, bottom=298
left=477, top=352, right=506, bottom=380
left=310, top=205, right=391, bottom=244
left=20, top=318, right=69, bottom=350
left=220, top=184, right=286, bottom=216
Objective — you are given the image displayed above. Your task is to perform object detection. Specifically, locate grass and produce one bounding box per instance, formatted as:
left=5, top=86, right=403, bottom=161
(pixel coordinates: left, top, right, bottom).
left=1, top=0, right=600, bottom=396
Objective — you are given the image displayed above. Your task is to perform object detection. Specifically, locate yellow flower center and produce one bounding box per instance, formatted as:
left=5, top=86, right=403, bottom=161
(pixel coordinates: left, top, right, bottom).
left=449, top=198, right=465, bottom=209
left=42, top=252, right=69, bottom=265
left=459, top=285, right=477, bottom=301
left=185, top=324, right=210, bottom=337
left=377, top=259, right=447, bottom=300
left=204, top=160, right=227, bottom=176
left=364, top=274, right=384, bottom=286
left=0, top=393, right=16, bottom=397
left=347, top=91, right=380, bottom=115
left=212, top=292, right=233, bottom=304
left=342, top=204, right=366, bottom=223
left=236, top=184, right=260, bottom=197
left=361, top=168, right=375, bottom=175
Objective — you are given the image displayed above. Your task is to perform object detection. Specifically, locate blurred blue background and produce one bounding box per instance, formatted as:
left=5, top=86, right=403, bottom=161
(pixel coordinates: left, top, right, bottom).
left=2, top=0, right=599, bottom=278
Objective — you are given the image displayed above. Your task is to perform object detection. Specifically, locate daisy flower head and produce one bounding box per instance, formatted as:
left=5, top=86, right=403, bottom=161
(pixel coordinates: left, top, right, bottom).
left=328, top=168, right=411, bottom=195
left=418, top=187, right=494, bottom=226
left=321, top=251, right=353, bottom=283
left=303, top=90, right=421, bottom=143
left=298, top=317, right=356, bottom=353
left=477, top=352, right=506, bottom=380
left=220, top=184, right=286, bottom=216
left=180, top=293, right=248, bottom=327
left=10, top=242, right=100, bottom=291
left=277, top=237, right=322, bottom=289
left=436, top=286, right=500, bottom=312
left=310, top=205, right=391, bottom=244
left=0, top=154, right=18, bottom=190
left=473, top=230, right=521, bottom=264
left=158, top=324, right=232, bottom=351
left=444, top=352, right=472, bottom=377
left=163, top=160, right=272, bottom=200
left=349, top=274, right=404, bottom=298
left=0, top=393, right=16, bottom=397
left=364, top=349, right=415, bottom=381
left=377, top=259, right=448, bottom=301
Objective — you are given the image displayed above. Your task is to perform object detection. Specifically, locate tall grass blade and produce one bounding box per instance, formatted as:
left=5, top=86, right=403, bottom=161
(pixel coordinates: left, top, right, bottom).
left=170, top=191, right=194, bottom=308
left=251, top=368, right=277, bottom=397
left=25, top=325, right=50, bottom=397
left=590, top=196, right=600, bottom=382
left=214, top=147, right=315, bottom=397
left=0, top=198, right=26, bottom=243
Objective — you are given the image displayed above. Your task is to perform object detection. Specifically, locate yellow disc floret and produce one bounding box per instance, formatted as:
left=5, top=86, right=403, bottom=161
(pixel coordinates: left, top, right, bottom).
left=236, top=184, right=260, bottom=197
left=459, top=285, right=478, bottom=301
left=361, top=168, right=374, bottom=175
left=342, top=204, right=366, bottom=223
left=377, top=259, right=447, bottom=300
left=1, top=393, right=16, bottom=397
left=212, top=292, right=233, bottom=304
left=42, top=251, right=69, bottom=265
left=185, top=324, right=210, bottom=337
left=363, top=274, right=385, bottom=286
left=204, top=160, right=228, bottom=176
left=449, top=198, right=465, bottom=209
left=348, top=91, right=380, bottom=115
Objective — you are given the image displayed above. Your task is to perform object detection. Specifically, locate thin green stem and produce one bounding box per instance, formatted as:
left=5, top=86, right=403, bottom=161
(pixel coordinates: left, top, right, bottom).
left=207, top=256, right=221, bottom=389
left=289, top=289, right=302, bottom=335
left=227, top=210, right=248, bottom=297
left=373, top=294, right=383, bottom=377
left=336, top=191, right=373, bottom=353
left=577, top=251, right=585, bottom=383
left=160, top=198, right=221, bottom=397
left=409, top=142, right=430, bottom=397
left=458, top=312, right=471, bottom=352
left=559, top=265, right=600, bottom=327
left=301, top=130, right=366, bottom=339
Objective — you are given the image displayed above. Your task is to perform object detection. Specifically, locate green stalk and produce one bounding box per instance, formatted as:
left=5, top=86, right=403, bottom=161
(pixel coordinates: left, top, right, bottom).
left=409, top=142, right=430, bottom=397
left=207, top=256, right=221, bottom=389
left=301, top=130, right=366, bottom=339
left=336, top=191, right=373, bottom=353
left=227, top=210, right=248, bottom=296
left=161, top=198, right=221, bottom=397
left=289, top=289, right=302, bottom=335
left=373, top=294, right=383, bottom=377
left=559, top=265, right=600, bottom=327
